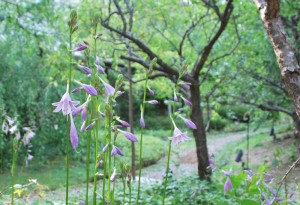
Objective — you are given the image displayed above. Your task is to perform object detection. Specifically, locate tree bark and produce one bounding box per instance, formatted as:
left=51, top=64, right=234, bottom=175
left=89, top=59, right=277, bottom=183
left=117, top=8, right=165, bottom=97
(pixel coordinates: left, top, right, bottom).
left=292, top=111, right=300, bottom=138
left=190, top=81, right=211, bottom=180
left=253, top=0, right=300, bottom=117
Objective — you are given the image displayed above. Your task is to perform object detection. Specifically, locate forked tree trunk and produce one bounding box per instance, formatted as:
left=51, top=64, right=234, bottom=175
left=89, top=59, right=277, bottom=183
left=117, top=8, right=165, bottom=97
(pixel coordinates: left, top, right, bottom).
left=190, top=82, right=211, bottom=180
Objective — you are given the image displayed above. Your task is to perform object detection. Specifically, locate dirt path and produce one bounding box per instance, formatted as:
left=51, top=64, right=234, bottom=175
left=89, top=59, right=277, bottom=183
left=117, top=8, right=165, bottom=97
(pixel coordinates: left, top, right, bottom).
left=141, top=129, right=268, bottom=181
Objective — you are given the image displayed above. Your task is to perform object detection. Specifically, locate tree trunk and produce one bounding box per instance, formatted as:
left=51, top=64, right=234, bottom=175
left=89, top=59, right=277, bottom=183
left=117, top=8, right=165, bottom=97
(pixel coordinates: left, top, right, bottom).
left=253, top=0, right=300, bottom=117
left=292, top=111, right=300, bottom=138
left=190, top=82, right=211, bottom=180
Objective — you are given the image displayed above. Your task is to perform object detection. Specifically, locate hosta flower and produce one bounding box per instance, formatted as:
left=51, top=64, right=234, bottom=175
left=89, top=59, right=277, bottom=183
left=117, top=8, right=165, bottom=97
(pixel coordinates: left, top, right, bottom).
left=81, top=84, right=98, bottom=96
left=179, top=116, right=197, bottom=130
left=70, top=116, right=78, bottom=149
left=222, top=170, right=233, bottom=194
left=118, top=129, right=138, bottom=142
left=111, top=145, right=124, bottom=156
left=148, top=87, right=155, bottom=96
left=140, top=116, right=145, bottom=128
left=110, top=168, right=117, bottom=182
left=174, top=92, right=178, bottom=102
left=75, top=43, right=87, bottom=51
left=78, top=65, right=92, bottom=74
left=95, top=64, right=105, bottom=74
left=117, top=91, right=125, bottom=96
left=118, top=119, right=130, bottom=127
left=181, top=96, right=192, bottom=107
left=6, top=116, right=15, bottom=125
left=81, top=107, right=87, bottom=121
left=147, top=100, right=158, bottom=105
left=23, top=130, right=35, bottom=145
left=86, top=121, right=96, bottom=131
left=52, top=91, right=80, bottom=115
left=2, top=121, right=9, bottom=134
left=99, top=77, right=115, bottom=96
left=80, top=121, right=86, bottom=133
left=72, top=87, right=82, bottom=93
left=9, top=125, right=18, bottom=134
left=168, top=122, right=191, bottom=146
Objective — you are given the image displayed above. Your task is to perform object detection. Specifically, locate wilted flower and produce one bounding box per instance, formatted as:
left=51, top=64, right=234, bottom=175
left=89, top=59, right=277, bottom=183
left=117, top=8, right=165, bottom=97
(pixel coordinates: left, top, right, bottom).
left=110, top=168, right=117, bottom=182
left=83, top=40, right=90, bottom=46
left=168, top=121, right=191, bottom=146
left=78, top=65, right=92, bottom=74
left=147, top=100, right=158, bottom=105
left=70, top=116, right=79, bottom=149
left=52, top=91, right=80, bottom=115
left=181, top=96, right=192, bottom=107
left=111, top=145, right=124, bottom=156
left=118, top=129, right=138, bottom=142
left=99, top=77, right=115, bottom=96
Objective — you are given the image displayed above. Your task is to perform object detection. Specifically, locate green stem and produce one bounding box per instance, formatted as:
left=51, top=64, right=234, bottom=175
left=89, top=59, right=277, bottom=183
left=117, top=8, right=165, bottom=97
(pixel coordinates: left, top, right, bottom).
left=129, top=182, right=132, bottom=205
left=162, top=140, right=172, bottom=205
left=86, top=130, right=91, bottom=204
left=122, top=176, right=126, bottom=204
left=92, top=21, right=98, bottom=205
left=136, top=73, right=148, bottom=203
left=66, top=24, right=73, bottom=205
left=11, top=140, right=17, bottom=205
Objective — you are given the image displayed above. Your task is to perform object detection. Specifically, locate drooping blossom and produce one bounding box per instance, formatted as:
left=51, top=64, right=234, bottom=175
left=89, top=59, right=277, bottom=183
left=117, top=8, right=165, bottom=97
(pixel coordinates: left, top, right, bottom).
left=147, top=87, right=155, bottom=96
left=140, top=116, right=145, bottom=128
left=23, top=129, right=35, bottom=145
left=52, top=91, right=80, bottom=115
left=118, top=129, right=138, bottom=142
left=174, top=92, right=178, bottom=102
left=99, top=77, right=115, bottom=96
left=264, top=173, right=273, bottom=183
left=70, top=116, right=79, bottom=149
left=80, top=121, right=86, bottom=133
left=72, top=87, right=82, bottom=93
left=110, top=168, right=117, bottom=182
left=81, top=107, right=87, bottom=121
left=117, top=91, right=125, bottom=96
left=147, top=100, right=158, bottom=105
left=95, top=64, right=105, bottom=74
left=118, top=119, right=130, bottom=127
left=168, top=121, right=191, bottom=146
left=9, top=125, right=18, bottom=134
left=75, top=43, right=87, bottom=51
left=81, top=84, right=98, bottom=96
left=179, top=116, right=197, bottom=130
left=6, top=116, right=15, bottom=125
left=86, top=121, right=96, bottom=131
left=111, top=145, right=124, bottom=156
left=78, top=65, right=92, bottom=74
left=222, top=170, right=233, bottom=194
left=103, top=144, right=108, bottom=153
left=181, top=96, right=192, bottom=107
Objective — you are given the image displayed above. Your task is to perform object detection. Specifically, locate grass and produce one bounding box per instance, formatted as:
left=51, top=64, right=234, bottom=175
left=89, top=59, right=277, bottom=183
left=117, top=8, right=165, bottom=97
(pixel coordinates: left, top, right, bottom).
left=0, top=134, right=165, bottom=194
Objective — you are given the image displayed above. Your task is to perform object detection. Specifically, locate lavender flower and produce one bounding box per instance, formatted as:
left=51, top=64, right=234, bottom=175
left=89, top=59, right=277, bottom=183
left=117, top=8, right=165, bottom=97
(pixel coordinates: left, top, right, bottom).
left=80, top=121, right=86, bottom=133
left=16, top=131, right=21, bottom=141
left=110, top=168, right=117, bottom=182
left=174, top=92, right=178, bottom=102
left=147, top=87, right=155, bottom=96
left=99, top=77, right=115, bottom=96
left=118, top=119, right=130, bottom=127
left=111, top=145, right=124, bottom=156
left=81, top=107, right=87, bottom=121
left=9, top=125, right=18, bottom=134
left=118, top=129, right=138, bottom=142
left=103, top=144, right=108, bottom=153
left=179, top=116, right=197, bottom=130
left=70, top=116, right=79, bottom=149
left=86, top=121, right=95, bottom=130
left=147, top=100, right=158, bottom=105
left=6, top=116, right=15, bottom=125
left=181, top=96, right=192, bottom=107
left=52, top=91, right=80, bottom=115
left=140, top=116, right=145, bottom=128
left=78, top=65, right=92, bottom=74
left=75, top=43, right=87, bottom=51
left=23, top=130, right=35, bottom=145
left=95, top=64, right=105, bottom=74
left=117, top=91, right=125, bottom=96
left=222, top=170, right=233, bottom=194
left=81, top=84, right=98, bottom=96
left=72, top=87, right=82, bottom=93
left=168, top=122, right=191, bottom=146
